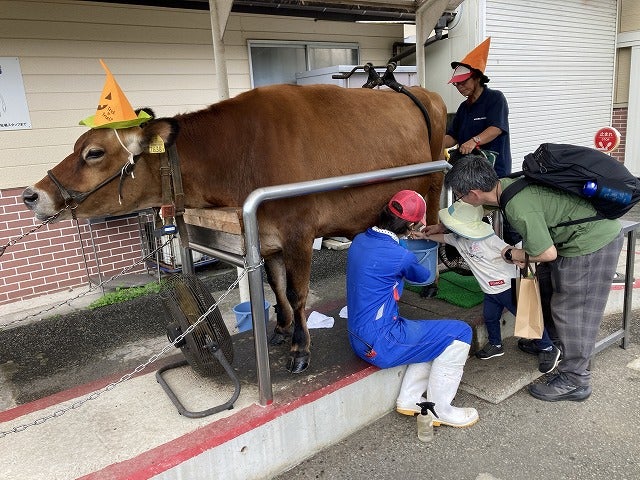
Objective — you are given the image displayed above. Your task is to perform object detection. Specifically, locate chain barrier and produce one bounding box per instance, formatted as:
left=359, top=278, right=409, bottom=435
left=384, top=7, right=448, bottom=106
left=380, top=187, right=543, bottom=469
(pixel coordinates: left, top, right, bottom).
left=1, top=204, right=174, bottom=330
left=1, top=203, right=267, bottom=436
left=0, top=208, right=66, bottom=258
left=0, top=258, right=265, bottom=438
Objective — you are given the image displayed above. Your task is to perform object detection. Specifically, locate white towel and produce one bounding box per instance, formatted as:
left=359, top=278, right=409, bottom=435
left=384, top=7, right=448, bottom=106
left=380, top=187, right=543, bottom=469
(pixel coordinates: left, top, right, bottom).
left=307, top=310, right=335, bottom=329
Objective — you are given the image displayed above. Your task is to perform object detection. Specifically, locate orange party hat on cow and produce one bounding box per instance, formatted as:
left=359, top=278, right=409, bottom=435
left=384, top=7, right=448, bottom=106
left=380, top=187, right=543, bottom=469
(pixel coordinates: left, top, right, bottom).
left=79, top=59, right=151, bottom=129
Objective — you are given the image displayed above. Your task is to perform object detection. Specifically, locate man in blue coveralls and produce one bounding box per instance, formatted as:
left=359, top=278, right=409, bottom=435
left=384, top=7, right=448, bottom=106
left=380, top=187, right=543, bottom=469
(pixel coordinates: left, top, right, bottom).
left=346, top=190, right=478, bottom=428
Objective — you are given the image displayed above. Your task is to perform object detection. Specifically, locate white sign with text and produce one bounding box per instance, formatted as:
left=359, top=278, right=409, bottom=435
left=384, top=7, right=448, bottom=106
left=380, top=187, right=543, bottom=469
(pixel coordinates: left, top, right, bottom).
left=0, top=57, right=32, bottom=131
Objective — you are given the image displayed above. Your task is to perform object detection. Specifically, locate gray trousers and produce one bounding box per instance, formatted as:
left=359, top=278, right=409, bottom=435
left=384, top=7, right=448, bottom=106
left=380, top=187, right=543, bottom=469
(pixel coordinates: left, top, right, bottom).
left=537, top=232, right=624, bottom=386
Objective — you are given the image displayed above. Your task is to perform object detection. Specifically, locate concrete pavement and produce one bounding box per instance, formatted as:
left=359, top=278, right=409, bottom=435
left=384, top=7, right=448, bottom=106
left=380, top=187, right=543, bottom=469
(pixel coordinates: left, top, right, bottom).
left=274, top=335, right=640, bottom=480
left=273, top=213, right=640, bottom=480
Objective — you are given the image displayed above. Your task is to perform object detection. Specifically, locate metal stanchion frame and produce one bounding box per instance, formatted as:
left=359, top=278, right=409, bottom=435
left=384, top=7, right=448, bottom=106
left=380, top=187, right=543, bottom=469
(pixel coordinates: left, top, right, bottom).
left=187, top=163, right=637, bottom=406
left=187, top=161, right=452, bottom=405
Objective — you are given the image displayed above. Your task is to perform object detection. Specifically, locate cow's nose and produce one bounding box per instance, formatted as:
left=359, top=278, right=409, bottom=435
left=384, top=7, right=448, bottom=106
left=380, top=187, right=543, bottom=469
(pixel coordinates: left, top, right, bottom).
left=22, top=187, right=39, bottom=209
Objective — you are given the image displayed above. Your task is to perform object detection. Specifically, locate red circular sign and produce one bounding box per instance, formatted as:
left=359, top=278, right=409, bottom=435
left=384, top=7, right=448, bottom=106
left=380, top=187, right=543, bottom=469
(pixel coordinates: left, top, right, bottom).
left=594, top=127, right=621, bottom=152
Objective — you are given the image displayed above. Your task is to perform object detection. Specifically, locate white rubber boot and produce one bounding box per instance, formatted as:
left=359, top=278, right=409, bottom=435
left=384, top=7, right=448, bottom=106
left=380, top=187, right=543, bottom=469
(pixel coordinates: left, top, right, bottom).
left=428, top=340, right=479, bottom=428
left=396, top=362, right=431, bottom=416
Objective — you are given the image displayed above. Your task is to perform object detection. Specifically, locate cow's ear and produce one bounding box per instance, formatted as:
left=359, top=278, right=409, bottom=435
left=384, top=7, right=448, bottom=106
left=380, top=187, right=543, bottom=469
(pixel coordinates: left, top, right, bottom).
left=141, top=118, right=180, bottom=148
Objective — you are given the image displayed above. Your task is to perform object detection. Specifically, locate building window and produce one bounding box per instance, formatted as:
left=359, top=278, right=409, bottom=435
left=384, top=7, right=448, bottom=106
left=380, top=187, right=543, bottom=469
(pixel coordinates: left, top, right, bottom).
left=248, top=40, right=359, bottom=87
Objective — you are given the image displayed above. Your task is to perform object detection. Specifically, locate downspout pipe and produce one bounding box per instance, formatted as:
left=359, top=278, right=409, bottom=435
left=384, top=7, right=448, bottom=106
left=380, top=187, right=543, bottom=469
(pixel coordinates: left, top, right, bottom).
left=209, top=0, right=229, bottom=100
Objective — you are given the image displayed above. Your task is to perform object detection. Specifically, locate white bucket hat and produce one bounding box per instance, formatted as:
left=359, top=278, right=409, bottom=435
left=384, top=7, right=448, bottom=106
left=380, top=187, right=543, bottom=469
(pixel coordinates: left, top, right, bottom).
left=438, top=200, right=494, bottom=240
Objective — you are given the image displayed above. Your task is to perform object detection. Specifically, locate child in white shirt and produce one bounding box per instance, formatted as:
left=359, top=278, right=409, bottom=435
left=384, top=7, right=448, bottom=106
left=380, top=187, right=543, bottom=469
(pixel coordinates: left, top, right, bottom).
left=425, top=201, right=557, bottom=369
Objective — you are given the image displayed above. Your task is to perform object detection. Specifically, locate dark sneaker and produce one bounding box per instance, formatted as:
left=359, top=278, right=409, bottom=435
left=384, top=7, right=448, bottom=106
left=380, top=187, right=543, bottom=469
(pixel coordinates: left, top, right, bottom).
left=517, top=338, right=542, bottom=355
left=475, top=343, right=504, bottom=360
left=528, top=373, right=592, bottom=402
left=612, top=272, right=626, bottom=283
left=537, top=345, right=561, bottom=374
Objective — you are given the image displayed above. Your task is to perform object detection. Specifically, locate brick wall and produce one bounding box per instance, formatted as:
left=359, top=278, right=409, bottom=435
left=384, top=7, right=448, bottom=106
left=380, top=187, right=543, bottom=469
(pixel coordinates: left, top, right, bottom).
left=612, top=107, right=628, bottom=163
left=0, top=188, right=145, bottom=306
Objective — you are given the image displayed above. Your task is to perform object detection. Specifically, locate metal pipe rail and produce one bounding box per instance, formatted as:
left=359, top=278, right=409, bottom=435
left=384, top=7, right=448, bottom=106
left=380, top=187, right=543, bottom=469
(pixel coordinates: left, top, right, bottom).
left=594, top=219, right=639, bottom=354
left=242, top=160, right=451, bottom=406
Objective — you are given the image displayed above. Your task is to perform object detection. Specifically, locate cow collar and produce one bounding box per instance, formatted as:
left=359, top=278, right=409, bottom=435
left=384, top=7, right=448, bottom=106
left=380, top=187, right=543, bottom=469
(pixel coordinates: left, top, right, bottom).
left=158, top=143, right=185, bottom=219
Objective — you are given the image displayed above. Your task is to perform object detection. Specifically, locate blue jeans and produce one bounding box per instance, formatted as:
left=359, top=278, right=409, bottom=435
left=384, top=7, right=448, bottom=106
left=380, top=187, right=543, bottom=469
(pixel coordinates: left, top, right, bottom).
left=483, top=289, right=553, bottom=349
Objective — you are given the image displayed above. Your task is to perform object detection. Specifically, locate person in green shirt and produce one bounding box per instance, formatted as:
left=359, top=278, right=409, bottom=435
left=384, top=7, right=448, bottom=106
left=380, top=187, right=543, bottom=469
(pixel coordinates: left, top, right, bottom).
left=439, top=154, right=623, bottom=402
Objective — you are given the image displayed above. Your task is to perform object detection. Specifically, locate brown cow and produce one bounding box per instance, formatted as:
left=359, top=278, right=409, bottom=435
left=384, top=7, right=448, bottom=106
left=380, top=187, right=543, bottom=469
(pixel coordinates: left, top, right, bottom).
left=22, top=83, right=447, bottom=373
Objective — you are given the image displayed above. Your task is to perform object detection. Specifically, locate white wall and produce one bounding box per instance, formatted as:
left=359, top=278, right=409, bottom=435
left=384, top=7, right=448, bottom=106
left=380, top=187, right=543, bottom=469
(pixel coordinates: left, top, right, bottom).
left=424, top=0, right=482, bottom=110
left=486, top=0, right=617, bottom=169
left=425, top=0, right=618, bottom=171
left=617, top=0, right=640, bottom=174
left=0, top=0, right=404, bottom=189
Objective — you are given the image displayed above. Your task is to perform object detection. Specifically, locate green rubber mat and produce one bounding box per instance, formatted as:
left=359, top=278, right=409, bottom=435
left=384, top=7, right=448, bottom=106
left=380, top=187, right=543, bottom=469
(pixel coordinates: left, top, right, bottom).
left=435, top=270, right=484, bottom=308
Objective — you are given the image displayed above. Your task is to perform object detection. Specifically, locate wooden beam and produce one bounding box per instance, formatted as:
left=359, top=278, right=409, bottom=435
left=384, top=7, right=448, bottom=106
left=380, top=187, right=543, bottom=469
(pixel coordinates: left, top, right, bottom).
left=297, top=0, right=416, bottom=9
left=183, top=207, right=244, bottom=235
left=183, top=207, right=245, bottom=255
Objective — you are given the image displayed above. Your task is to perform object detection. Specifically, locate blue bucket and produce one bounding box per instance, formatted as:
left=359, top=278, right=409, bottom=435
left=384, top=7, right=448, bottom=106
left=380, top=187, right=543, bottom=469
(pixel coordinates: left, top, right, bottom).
left=232, top=300, right=271, bottom=333
left=400, top=239, right=438, bottom=286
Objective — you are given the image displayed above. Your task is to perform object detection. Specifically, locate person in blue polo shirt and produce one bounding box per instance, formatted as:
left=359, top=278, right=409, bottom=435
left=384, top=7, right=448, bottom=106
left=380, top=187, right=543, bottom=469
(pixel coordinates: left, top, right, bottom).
left=346, top=190, right=478, bottom=428
left=444, top=37, right=511, bottom=178
left=444, top=37, right=521, bottom=246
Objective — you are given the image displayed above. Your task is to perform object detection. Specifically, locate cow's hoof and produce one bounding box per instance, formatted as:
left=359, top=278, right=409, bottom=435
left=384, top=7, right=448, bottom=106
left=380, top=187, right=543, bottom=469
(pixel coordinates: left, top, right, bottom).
left=269, top=331, right=288, bottom=345
left=286, top=353, right=310, bottom=374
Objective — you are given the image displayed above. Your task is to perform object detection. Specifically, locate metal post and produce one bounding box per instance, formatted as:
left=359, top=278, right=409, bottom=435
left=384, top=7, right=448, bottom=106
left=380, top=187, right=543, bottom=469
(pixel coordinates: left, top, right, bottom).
left=86, top=221, right=105, bottom=295
left=415, top=0, right=451, bottom=87
left=180, top=246, right=195, bottom=275
left=208, top=0, right=230, bottom=100
left=595, top=220, right=639, bottom=354
left=621, top=226, right=637, bottom=349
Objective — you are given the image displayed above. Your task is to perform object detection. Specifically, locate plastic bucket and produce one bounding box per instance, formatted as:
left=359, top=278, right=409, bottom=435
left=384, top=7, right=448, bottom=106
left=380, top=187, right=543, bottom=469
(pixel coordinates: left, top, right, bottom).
left=400, top=239, right=438, bottom=286
left=232, top=300, right=270, bottom=333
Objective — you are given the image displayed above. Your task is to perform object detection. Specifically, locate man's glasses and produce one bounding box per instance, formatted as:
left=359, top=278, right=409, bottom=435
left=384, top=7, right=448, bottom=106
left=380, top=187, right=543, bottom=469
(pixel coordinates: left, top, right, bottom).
left=453, top=191, right=467, bottom=203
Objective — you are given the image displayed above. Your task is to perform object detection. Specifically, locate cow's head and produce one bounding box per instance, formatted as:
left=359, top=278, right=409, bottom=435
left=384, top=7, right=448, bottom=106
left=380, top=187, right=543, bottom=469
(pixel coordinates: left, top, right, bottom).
left=23, top=110, right=179, bottom=221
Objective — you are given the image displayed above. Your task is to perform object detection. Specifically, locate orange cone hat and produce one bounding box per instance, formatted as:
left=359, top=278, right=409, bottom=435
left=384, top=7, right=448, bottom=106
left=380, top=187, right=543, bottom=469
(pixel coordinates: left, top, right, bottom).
left=80, top=59, right=151, bottom=129
left=450, top=37, right=491, bottom=84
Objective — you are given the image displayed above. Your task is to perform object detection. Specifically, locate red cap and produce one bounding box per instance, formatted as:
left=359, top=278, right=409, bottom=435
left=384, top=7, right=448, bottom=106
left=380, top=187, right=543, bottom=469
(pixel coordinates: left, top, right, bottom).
left=448, top=65, right=473, bottom=84
left=388, top=190, right=426, bottom=223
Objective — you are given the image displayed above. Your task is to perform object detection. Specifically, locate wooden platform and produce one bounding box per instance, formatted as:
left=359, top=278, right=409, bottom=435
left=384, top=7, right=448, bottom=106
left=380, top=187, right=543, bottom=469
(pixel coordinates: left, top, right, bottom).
left=183, top=207, right=245, bottom=255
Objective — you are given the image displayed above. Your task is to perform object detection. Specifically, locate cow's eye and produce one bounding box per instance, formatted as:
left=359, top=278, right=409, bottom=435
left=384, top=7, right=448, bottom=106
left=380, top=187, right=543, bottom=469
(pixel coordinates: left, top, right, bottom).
left=85, top=148, right=104, bottom=161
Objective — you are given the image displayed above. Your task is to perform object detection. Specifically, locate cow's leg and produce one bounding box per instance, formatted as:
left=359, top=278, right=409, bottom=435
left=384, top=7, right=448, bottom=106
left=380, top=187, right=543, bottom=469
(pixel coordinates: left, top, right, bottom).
left=281, top=241, right=314, bottom=374
left=264, top=253, right=294, bottom=346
